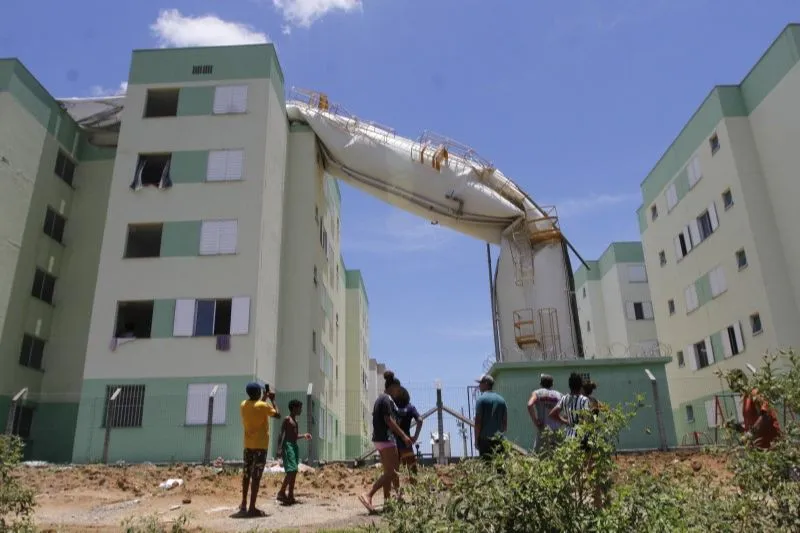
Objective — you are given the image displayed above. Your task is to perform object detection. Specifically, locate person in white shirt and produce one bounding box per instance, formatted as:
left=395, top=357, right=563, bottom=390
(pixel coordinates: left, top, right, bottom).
left=549, top=372, right=590, bottom=439
left=527, top=374, right=562, bottom=452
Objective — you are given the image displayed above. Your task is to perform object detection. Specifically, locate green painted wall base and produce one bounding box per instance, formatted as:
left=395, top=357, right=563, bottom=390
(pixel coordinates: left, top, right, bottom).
left=29, top=402, right=79, bottom=462
left=345, top=434, right=368, bottom=459
left=489, top=358, right=678, bottom=451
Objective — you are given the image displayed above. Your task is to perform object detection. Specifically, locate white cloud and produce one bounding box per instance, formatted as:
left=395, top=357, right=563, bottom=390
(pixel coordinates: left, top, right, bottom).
left=151, top=9, right=270, bottom=48
left=89, top=81, right=128, bottom=97
left=551, top=192, right=640, bottom=218
left=282, top=25, right=292, bottom=36
left=272, top=0, right=362, bottom=28
left=343, top=210, right=454, bottom=254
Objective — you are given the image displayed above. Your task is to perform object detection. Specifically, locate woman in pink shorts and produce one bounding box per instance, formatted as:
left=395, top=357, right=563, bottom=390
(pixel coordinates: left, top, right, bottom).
left=359, top=370, right=412, bottom=512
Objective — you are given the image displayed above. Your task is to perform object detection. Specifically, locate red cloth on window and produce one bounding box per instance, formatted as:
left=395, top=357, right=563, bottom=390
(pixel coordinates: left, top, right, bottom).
left=742, top=388, right=781, bottom=449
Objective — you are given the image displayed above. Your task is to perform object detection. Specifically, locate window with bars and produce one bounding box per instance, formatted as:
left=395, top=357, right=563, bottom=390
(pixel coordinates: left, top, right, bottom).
left=31, top=268, right=56, bottom=304
left=191, top=64, right=214, bottom=75
left=19, top=334, right=45, bottom=370
left=103, top=385, right=145, bottom=428
left=10, top=405, right=34, bottom=439
left=54, top=150, right=76, bottom=186
left=43, top=207, right=67, bottom=243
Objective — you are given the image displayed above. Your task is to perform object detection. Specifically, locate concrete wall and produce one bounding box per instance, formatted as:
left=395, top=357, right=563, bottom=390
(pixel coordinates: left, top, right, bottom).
left=490, top=358, right=677, bottom=451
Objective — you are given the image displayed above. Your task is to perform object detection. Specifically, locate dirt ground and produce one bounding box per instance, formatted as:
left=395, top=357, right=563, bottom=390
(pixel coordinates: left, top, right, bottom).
left=15, top=451, right=730, bottom=532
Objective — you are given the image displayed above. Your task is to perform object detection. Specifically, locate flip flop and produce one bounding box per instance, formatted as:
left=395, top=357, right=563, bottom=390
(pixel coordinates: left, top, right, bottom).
left=358, top=494, right=376, bottom=514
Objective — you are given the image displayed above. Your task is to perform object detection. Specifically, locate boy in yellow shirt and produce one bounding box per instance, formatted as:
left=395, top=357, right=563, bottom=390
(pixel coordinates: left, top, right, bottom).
left=239, top=382, right=280, bottom=517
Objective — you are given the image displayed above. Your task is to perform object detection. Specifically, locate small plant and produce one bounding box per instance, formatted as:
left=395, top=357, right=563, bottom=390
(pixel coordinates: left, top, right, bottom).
left=0, top=435, right=36, bottom=532
left=121, top=511, right=192, bottom=533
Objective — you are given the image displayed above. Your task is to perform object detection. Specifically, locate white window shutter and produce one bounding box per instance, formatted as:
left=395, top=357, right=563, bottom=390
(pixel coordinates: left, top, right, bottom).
left=213, top=87, right=232, bottom=114
left=722, top=326, right=733, bottom=358
left=708, top=202, right=719, bottom=231
left=705, top=336, right=715, bottom=363
left=685, top=286, right=696, bottom=312
left=200, top=221, right=221, bottom=255
left=230, top=297, right=251, bottom=335
left=225, top=150, right=244, bottom=180
left=217, top=220, right=238, bottom=254
left=693, top=157, right=703, bottom=183
left=643, top=301, right=654, bottom=320
left=173, top=299, right=196, bottom=337
left=716, top=266, right=727, bottom=294
left=666, top=183, right=678, bottom=211
left=230, top=85, right=248, bottom=113
left=185, top=384, right=228, bottom=425
left=625, top=301, right=635, bottom=320
left=689, top=220, right=701, bottom=246
left=683, top=228, right=693, bottom=252
left=734, top=322, right=745, bottom=353
left=688, top=345, right=698, bottom=370
left=691, top=285, right=699, bottom=310
left=734, top=395, right=744, bottom=422
left=207, top=151, right=228, bottom=181
left=709, top=268, right=719, bottom=297
left=705, top=399, right=717, bottom=428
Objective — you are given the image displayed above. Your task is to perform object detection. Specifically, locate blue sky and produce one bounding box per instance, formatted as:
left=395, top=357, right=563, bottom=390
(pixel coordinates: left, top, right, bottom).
left=2, top=1, right=799, bottom=402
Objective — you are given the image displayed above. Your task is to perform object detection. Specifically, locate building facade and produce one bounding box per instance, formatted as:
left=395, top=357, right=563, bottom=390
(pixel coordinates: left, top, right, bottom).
left=1, top=44, right=373, bottom=463
left=637, top=24, right=800, bottom=443
left=574, top=242, right=659, bottom=359
left=344, top=269, right=371, bottom=458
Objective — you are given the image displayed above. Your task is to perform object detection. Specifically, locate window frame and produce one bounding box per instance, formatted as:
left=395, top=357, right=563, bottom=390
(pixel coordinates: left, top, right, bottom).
left=31, top=268, right=57, bottom=305
left=736, top=248, right=748, bottom=270
left=54, top=150, right=76, bottom=186
left=19, top=333, right=45, bottom=370
left=102, top=384, right=146, bottom=428
left=185, top=383, right=228, bottom=425
left=750, top=313, right=763, bottom=335
left=722, top=188, right=734, bottom=210
left=43, top=207, right=67, bottom=244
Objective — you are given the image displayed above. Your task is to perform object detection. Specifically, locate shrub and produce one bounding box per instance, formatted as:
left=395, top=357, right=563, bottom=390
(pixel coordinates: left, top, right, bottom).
left=0, top=435, right=36, bottom=532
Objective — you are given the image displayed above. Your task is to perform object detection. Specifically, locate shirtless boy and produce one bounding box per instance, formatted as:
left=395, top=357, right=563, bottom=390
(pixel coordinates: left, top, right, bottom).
left=276, top=399, right=311, bottom=504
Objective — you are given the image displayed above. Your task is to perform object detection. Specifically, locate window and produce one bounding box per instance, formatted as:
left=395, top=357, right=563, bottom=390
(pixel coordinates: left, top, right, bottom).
left=668, top=299, right=675, bottom=315
left=697, top=204, right=719, bottom=241
left=586, top=321, right=591, bottom=332
left=185, top=383, right=228, bottom=425
left=315, top=206, right=319, bottom=224
left=43, top=207, right=67, bottom=243
left=677, top=350, right=685, bottom=368
left=685, top=405, right=694, bottom=422
left=124, top=224, right=163, bottom=258
left=659, top=250, right=666, bottom=267
left=666, top=183, right=678, bottom=211
left=206, top=150, right=244, bottom=181
left=709, top=133, right=720, bottom=154
left=694, top=340, right=710, bottom=369
left=687, top=155, right=702, bottom=188
left=213, top=85, right=248, bottom=114
left=31, top=269, right=56, bottom=304
left=684, top=283, right=699, bottom=313
left=172, top=297, right=250, bottom=337
left=723, top=322, right=745, bottom=358
left=10, top=405, right=33, bottom=439
left=582, top=286, right=586, bottom=299
left=722, top=189, right=733, bottom=209
left=103, top=385, right=145, bottom=428
left=336, top=313, right=339, bottom=328
left=709, top=265, right=727, bottom=298
left=54, top=150, right=76, bottom=186
left=736, top=248, right=747, bottom=270
left=143, top=89, right=179, bottom=118
left=750, top=313, right=762, bottom=335
left=115, top=300, right=154, bottom=338
left=313, top=265, right=318, bottom=286
left=200, top=220, right=238, bottom=255
left=133, top=153, right=172, bottom=188
left=650, top=204, right=658, bottom=221
left=19, top=334, right=45, bottom=370
left=191, top=64, right=213, bottom=75
left=626, top=301, right=653, bottom=320
left=628, top=264, right=648, bottom=283
left=312, top=330, right=317, bottom=353
left=674, top=228, right=692, bottom=260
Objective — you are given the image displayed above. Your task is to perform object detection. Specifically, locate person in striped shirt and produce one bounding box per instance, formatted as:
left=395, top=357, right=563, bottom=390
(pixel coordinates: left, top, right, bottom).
left=549, top=373, right=590, bottom=439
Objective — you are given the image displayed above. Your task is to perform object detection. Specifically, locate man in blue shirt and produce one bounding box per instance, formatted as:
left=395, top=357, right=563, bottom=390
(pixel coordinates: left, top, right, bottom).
left=474, top=375, right=507, bottom=460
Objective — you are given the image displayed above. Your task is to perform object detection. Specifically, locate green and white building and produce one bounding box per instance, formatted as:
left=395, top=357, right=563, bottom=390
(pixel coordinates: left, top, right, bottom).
left=574, top=242, right=659, bottom=359
left=637, top=23, right=800, bottom=442
left=344, top=269, right=371, bottom=458
left=0, top=44, right=371, bottom=462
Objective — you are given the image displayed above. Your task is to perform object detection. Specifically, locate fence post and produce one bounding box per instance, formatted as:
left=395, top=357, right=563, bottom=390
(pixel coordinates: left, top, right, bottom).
left=203, top=385, right=219, bottom=465
left=645, top=370, right=668, bottom=451
left=435, top=379, right=447, bottom=465
left=5, top=388, right=28, bottom=435
left=102, top=387, right=121, bottom=465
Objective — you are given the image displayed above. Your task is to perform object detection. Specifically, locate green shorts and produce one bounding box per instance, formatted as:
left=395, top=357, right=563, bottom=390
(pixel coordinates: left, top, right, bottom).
left=283, top=441, right=299, bottom=473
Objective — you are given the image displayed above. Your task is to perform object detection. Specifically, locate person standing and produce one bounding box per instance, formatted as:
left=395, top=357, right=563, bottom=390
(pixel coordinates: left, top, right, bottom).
left=276, top=399, right=312, bottom=505
left=549, top=372, right=589, bottom=439
left=239, top=382, right=281, bottom=517
left=474, top=374, right=508, bottom=460
left=359, top=371, right=412, bottom=513
left=395, top=387, right=423, bottom=475
left=726, top=369, right=781, bottom=449
left=527, top=374, right=562, bottom=452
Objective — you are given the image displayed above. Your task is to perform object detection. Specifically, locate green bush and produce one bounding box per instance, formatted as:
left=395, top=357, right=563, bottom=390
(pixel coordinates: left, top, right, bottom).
left=0, top=435, right=36, bottom=532
left=378, top=351, right=800, bottom=533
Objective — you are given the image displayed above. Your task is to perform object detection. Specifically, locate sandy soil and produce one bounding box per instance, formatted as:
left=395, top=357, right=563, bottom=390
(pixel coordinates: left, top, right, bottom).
left=15, top=451, right=731, bottom=532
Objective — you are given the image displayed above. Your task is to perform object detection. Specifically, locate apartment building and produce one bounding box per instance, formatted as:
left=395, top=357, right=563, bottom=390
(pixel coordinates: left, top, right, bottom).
left=574, top=242, right=659, bottom=358
left=637, top=23, right=800, bottom=442
left=344, top=269, right=371, bottom=458
left=1, top=44, right=374, bottom=463
left=0, top=60, right=115, bottom=462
